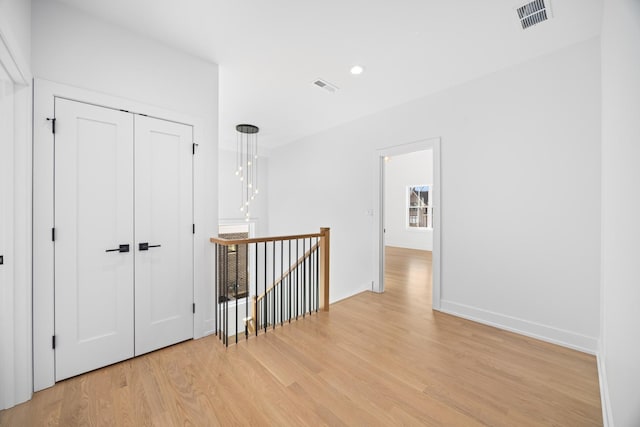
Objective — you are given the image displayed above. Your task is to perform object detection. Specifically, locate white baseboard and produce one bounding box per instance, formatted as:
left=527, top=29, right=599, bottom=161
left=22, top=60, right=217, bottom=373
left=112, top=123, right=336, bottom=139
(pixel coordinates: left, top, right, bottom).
left=439, top=300, right=598, bottom=354
left=597, top=353, right=613, bottom=426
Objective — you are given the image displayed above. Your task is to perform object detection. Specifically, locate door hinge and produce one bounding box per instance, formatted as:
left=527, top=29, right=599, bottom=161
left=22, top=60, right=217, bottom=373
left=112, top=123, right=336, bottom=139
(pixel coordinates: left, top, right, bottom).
left=52, top=335, right=56, bottom=349
left=51, top=228, right=55, bottom=241
left=46, top=117, right=56, bottom=134
left=193, top=224, right=195, bottom=234
left=192, top=303, right=196, bottom=314
left=192, top=143, right=198, bottom=155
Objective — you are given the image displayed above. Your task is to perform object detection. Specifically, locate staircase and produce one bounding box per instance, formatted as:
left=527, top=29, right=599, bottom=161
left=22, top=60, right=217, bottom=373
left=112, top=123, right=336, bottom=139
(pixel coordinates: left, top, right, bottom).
left=210, top=228, right=330, bottom=346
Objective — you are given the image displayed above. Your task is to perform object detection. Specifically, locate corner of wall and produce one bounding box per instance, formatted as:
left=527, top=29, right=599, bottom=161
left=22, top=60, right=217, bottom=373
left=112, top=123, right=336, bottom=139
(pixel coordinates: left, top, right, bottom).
left=597, top=350, right=614, bottom=427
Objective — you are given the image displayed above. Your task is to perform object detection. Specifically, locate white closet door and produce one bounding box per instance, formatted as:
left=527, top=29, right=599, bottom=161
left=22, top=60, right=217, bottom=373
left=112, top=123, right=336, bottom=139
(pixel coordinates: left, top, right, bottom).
left=134, top=116, right=193, bottom=356
left=54, top=99, right=134, bottom=381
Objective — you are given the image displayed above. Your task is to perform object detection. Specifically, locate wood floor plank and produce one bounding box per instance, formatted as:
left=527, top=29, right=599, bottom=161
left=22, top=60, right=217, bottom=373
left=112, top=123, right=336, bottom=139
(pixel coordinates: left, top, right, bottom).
left=0, top=246, right=602, bottom=426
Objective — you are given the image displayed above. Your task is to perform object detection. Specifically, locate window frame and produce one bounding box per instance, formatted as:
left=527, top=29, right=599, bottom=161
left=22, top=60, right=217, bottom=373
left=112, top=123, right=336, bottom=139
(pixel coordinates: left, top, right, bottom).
left=217, top=222, right=256, bottom=303
left=406, top=184, right=432, bottom=231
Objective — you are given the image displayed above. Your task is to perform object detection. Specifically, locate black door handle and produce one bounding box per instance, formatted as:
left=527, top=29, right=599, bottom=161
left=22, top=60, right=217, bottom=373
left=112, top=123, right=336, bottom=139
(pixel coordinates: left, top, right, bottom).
left=106, top=244, right=129, bottom=253
left=139, top=243, right=161, bottom=251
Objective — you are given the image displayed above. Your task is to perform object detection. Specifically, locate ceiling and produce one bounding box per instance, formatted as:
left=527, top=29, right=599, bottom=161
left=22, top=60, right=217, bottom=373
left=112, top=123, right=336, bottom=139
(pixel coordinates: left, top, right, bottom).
left=52, top=0, right=603, bottom=150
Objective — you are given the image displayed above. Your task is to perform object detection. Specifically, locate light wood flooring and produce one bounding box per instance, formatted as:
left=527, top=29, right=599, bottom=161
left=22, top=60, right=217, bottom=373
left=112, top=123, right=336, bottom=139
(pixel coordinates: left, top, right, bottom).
left=0, top=246, right=602, bottom=426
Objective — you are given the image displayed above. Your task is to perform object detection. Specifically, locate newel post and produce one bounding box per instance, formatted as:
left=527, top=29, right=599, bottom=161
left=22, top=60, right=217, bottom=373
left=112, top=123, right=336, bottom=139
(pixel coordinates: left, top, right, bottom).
left=319, top=227, right=331, bottom=311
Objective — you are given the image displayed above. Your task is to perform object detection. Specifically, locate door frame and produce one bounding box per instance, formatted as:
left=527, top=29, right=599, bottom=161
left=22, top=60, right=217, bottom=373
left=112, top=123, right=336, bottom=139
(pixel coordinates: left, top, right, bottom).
left=0, top=28, right=32, bottom=410
left=33, top=79, right=202, bottom=391
left=372, top=137, right=442, bottom=310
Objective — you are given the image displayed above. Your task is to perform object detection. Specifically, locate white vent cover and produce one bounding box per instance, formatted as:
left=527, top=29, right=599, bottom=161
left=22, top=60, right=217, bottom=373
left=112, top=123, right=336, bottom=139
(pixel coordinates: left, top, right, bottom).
left=313, top=79, right=339, bottom=93
left=517, top=0, right=551, bottom=29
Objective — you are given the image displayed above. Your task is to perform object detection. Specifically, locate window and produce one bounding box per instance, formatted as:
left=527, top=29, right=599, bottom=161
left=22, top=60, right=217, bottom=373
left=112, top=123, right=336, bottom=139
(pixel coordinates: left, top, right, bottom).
left=217, top=229, right=250, bottom=302
left=408, top=185, right=432, bottom=229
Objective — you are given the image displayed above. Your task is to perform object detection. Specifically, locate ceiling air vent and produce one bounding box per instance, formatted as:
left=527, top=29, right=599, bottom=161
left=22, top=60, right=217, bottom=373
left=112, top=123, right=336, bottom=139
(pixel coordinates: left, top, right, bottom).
left=313, top=79, right=339, bottom=93
left=517, top=0, right=551, bottom=30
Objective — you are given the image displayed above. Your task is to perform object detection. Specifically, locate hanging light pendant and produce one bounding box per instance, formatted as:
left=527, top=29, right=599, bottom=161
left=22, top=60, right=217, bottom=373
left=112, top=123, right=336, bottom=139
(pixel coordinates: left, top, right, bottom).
left=235, top=124, right=259, bottom=221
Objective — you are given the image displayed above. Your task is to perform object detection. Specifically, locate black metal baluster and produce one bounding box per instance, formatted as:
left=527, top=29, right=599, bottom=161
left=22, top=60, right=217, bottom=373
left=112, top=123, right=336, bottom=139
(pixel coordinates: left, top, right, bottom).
left=245, top=242, right=249, bottom=339
left=271, top=240, right=276, bottom=329
left=288, top=239, right=292, bottom=323
left=302, top=238, right=306, bottom=318
left=255, top=242, right=258, bottom=336
left=295, top=239, right=298, bottom=319
left=224, top=245, right=227, bottom=346
left=214, top=244, right=218, bottom=338
left=264, top=242, right=267, bottom=334
left=308, top=238, right=312, bottom=316
left=309, top=238, right=312, bottom=315
left=222, top=245, right=225, bottom=346
left=315, top=238, right=319, bottom=312
left=280, top=239, right=283, bottom=326
left=306, top=241, right=309, bottom=316
left=225, top=245, right=229, bottom=346
left=308, top=240, right=312, bottom=316
left=308, top=241, right=312, bottom=316
left=235, top=241, right=239, bottom=344
left=295, top=239, right=300, bottom=320
left=222, top=244, right=226, bottom=343
left=218, top=244, right=221, bottom=342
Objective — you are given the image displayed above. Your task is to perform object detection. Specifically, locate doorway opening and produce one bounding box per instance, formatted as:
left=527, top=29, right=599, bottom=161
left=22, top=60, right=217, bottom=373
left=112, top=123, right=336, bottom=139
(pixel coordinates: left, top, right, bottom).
left=373, top=137, right=441, bottom=310
left=383, top=150, right=434, bottom=303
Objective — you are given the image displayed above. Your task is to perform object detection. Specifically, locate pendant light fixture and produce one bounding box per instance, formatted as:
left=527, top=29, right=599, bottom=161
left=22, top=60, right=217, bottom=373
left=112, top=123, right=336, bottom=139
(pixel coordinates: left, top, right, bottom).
left=235, top=124, right=259, bottom=221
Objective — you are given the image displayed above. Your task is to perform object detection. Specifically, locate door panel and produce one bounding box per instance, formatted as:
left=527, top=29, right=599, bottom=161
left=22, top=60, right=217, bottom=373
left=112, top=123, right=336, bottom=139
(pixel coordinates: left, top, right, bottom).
left=134, top=116, right=193, bottom=356
left=54, top=99, right=134, bottom=381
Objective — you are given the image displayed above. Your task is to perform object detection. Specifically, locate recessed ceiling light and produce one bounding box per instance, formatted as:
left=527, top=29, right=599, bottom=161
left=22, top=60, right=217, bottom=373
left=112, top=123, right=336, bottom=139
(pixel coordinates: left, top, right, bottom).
left=350, top=65, right=364, bottom=75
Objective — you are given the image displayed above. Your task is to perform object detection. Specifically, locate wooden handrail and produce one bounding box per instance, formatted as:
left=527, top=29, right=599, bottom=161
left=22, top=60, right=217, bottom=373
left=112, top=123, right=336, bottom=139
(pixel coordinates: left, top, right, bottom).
left=210, top=232, right=323, bottom=246
left=256, top=241, right=320, bottom=304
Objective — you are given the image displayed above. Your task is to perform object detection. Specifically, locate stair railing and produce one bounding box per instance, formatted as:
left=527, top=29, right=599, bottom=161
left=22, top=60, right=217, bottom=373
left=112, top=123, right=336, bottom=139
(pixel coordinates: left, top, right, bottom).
left=210, top=227, right=330, bottom=346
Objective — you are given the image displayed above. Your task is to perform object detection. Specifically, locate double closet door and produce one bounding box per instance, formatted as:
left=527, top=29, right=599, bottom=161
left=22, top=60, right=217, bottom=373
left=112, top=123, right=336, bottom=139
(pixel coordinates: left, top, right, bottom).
left=54, top=98, right=193, bottom=381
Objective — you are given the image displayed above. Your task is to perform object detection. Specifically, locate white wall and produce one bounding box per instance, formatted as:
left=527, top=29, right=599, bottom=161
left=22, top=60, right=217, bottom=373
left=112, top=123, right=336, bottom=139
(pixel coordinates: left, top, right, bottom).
left=600, top=0, right=640, bottom=425
left=32, top=0, right=216, bottom=121
left=0, top=0, right=31, bottom=75
left=384, top=149, right=433, bottom=251
left=0, top=0, right=32, bottom=411
left=0, top=62, right=16, bottom=412
left=269, top=38, right=601, bottom=352
left=31, top=0, right=219, bottom=390
left=219, top=148, right=269, bottom=236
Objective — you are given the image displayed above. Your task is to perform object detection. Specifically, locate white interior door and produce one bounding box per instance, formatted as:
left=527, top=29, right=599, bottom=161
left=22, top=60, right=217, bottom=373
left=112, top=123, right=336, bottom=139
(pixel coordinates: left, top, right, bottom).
left=54, top=99, right=134, bottom=381
left=134, top=115, right=193, bottom=356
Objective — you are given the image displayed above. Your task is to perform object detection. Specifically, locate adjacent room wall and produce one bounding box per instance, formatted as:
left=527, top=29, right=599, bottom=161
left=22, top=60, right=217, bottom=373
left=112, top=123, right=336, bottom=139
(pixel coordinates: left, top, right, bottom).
left=384, top=149, right=433, bottom=251
left=32, top=0, right=219, bottom=390
left=600, top=0, right=640, bottom=425
left=268, top=38, right=601, bottom=351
